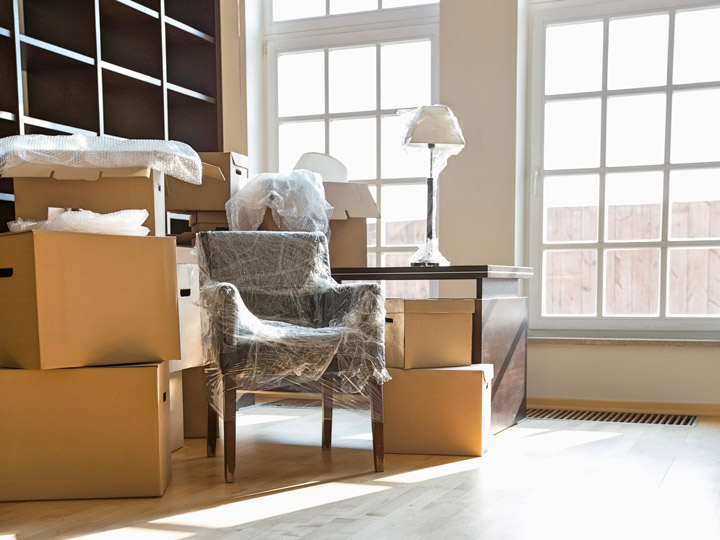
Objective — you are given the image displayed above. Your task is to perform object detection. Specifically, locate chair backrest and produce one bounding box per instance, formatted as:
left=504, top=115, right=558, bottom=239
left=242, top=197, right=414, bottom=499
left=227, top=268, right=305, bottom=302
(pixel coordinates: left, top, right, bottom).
left=197, top=230, right=333, bottom=295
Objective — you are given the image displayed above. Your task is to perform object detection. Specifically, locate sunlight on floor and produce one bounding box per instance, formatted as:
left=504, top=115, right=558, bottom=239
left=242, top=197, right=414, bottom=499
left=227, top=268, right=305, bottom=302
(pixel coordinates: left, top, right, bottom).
left=72, top=527, right=193, bottom=540
left=235, top=413, right=300, bottom=426
left=342, top=431, right=373, bottom=441
left=149, top=482, right=389, bottom=529
left=494, top=426, right=623, bottom=453
left=381, top=457, right=481, bottom=484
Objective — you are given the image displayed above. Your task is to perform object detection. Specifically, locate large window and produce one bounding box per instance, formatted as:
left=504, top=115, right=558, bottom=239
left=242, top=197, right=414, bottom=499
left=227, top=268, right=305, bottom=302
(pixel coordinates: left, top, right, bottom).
left=266, top=1, right=439, bottom=297
left=529, top=0, right=720, bottom=338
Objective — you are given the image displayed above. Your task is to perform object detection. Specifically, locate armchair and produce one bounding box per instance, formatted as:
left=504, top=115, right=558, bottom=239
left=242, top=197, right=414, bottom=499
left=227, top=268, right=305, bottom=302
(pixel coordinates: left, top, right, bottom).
left=196, top=230, right=389, bottom=483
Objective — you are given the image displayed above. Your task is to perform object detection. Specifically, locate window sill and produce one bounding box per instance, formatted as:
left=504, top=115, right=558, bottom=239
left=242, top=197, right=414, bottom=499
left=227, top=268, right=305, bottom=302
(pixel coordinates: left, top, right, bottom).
left=528, top=337, right=720, bottom=347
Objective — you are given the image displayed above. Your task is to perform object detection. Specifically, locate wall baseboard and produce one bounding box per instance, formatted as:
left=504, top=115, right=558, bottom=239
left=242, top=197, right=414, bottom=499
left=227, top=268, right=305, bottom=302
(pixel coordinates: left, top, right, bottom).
left=527, top=397, right=720, bottom=417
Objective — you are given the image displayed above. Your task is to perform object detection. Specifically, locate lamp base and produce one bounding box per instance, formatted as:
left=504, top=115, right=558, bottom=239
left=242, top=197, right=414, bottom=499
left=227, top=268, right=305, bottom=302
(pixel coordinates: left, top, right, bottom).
left=409, top=238, right=450, bottom=267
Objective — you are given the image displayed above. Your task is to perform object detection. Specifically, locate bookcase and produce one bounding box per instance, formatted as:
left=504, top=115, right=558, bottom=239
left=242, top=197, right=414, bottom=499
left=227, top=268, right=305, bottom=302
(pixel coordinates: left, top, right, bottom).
left=0, top=0, right=223, bottom=231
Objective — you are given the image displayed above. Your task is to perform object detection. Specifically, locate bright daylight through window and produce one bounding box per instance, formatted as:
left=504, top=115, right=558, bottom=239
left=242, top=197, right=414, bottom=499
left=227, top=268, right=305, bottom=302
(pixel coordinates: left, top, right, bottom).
left=530, top=1, right=720, bottom=337
left=268, top=0, right=438, bottom=297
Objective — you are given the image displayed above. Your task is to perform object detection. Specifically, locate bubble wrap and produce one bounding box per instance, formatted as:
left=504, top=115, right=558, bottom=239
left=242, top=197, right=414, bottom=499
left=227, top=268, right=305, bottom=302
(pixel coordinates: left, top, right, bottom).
left=0, top=134, right=202, bottom=184
left=196, top=230, right=389, bottom=410
left=8, top=209, right=150, bottom=236
left=225, top=170, right=333, bottom=237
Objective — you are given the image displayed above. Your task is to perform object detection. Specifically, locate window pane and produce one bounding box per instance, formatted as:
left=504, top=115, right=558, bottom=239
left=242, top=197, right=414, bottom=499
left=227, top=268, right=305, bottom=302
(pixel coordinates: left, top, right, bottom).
left=608, top=14, right=668, bottom=90
left=604, top=249, right=660, bottom=316
left=383, top=0, right=438, bottom=9
left=330, top=0, right=377, bottom=15
left=278, top=121, right=325, bottom=172
left=605, top=172, right=663, bottom=242
left=367, top=185, right=377, bottom=247
left=671, top=89, right=720, bottom=164
left=381, top=114, right=428, bottom=179
left=545, top=22, right=603, bottom=95
left=669, top=169, right=720, bottom=240
left=382, top=184, right=425, bottom=245
left=329, top=46, right=376, bottom=113
left=329, top=118, right=376, bottom=180
left=273, top=0, right=325, bottom=21
left=382, top=252, right=430, bottom=298
left=278, top=51, right=324, bottom=116
left=381, top=41, right=431, bottom=110
left=606, top=93, right=666, bottom=167
left=543, top=250, right=598, bottom=316
left=673, top=7, right=720, bottom=84
left=544, top=99, right=601, bottom=170
left=543, top=175, right=599, bottom=243
left=668, top=248, right=720, bottom=316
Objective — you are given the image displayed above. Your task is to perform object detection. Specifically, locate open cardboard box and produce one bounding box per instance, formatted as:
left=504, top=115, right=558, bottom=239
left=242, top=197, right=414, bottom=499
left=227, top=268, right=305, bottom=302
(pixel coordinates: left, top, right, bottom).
left=260, top=182, right=379, bottom=268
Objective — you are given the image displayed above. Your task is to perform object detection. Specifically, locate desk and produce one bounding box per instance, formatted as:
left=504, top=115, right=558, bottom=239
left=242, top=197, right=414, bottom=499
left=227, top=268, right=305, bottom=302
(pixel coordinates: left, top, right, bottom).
left=331, top=265, right=533, bottom=434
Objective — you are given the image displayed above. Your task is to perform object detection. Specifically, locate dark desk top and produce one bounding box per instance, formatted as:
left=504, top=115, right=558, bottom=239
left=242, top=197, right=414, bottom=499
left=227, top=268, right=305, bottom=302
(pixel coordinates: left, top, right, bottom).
left=331, top=265, right=534, bottom=281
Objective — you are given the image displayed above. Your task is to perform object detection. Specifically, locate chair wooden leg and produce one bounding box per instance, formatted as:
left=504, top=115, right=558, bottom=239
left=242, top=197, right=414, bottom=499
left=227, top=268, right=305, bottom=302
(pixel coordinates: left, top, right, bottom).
left=207, top=404, right=218, bottom=457
left=321, top=373, right=334, bottom=450
left=223, top=376, right=236, bottom=483
left=369, top=380, right=384, bottom=472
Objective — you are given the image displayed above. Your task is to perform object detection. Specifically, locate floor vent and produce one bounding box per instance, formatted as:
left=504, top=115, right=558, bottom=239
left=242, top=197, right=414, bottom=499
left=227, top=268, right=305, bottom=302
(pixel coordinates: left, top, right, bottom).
left=526, top=408, right=697, bottom=426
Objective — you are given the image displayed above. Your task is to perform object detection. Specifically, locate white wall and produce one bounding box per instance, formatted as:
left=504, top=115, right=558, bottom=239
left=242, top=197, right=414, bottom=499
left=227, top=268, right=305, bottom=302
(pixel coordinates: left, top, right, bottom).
left=438, top=0, right=720, bottom=406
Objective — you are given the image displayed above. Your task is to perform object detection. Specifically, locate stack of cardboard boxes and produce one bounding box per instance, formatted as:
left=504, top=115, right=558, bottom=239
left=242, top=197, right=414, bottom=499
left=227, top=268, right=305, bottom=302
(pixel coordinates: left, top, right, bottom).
left=383, top=299, right=494, bottom=457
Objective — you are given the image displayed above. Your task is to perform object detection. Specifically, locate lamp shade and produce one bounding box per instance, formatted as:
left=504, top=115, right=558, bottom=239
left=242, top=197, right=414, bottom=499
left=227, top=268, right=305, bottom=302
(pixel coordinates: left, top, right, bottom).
left=405, top=105, right=466, bottom=148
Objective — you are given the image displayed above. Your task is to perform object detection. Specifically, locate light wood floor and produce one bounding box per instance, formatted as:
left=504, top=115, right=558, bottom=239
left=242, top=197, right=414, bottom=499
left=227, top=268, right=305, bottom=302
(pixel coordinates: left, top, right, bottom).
left=1, top=404, right=719, bottom=540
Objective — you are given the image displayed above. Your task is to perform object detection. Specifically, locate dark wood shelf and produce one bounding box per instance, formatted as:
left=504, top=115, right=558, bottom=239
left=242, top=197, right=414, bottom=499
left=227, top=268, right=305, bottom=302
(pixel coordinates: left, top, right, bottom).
left=22, top=0, right=96, bottom=58
left=0, top=117, right=18, bottom=138
left=115, top=0, right=161, bottom=15
left=166, top=24, right=217, bottom=98
left=165, top=0, right=216, bottom=38
left=168, top=89, right=219, bottom=151
left=0, top=0, right=12, bottom=29
left=99, top=0, right=162, bottom=79
left=22, top=44, right=100, bottom=133
left=103, top=70, right=165, bottom=139
left=0, top=37, right=18, bottom=114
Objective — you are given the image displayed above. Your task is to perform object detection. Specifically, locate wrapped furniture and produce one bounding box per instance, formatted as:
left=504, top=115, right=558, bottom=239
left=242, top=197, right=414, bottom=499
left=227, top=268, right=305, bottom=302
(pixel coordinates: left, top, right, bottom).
left=196, top=230, right=389, bottom=482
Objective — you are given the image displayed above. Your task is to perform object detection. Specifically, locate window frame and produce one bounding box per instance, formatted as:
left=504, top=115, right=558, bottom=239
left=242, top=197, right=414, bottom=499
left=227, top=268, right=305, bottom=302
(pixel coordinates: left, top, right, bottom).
left=527, top=0, right=720, bottom=339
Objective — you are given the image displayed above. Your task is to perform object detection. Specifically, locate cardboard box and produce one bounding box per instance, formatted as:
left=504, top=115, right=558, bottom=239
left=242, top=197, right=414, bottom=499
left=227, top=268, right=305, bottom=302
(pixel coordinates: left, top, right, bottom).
left=6, top=163, right=225, bottom=236
left=169, top=370, right=185, bottom=451
left=385, top=299, right=475, bottom=369
left=384, top=365, right=494, bottom=456
left=260, top=182, right=379, bottom=268
left=0, top=362, right=171, bottom=501
left=169, top=263, right=204, bottom=373
left=0, top=231, right=181, bottom=370
left=189, top=210, right=229, bottom=233
left=182, top=365, right=208, bottom=438
left=166, top=151, right=248, bottom=212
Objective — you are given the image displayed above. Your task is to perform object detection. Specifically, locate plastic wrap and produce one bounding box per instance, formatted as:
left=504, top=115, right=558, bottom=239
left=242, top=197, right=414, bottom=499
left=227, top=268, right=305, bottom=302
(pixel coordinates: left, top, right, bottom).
left=0, top=134, right=202, bottom=184
left=225, top=170, right=333, bottom=237
left=8, top=209, right=150, bottom=236
left=196, top=230, right=389, bottom=411
left=399, top=105, right=465, bottom=177
left=410, top=237, right=450, bottom=266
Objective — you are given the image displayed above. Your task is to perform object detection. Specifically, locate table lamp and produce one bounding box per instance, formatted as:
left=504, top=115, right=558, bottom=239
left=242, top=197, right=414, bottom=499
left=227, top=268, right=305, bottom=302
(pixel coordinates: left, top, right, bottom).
left=403, top=104, right=465, bottom=266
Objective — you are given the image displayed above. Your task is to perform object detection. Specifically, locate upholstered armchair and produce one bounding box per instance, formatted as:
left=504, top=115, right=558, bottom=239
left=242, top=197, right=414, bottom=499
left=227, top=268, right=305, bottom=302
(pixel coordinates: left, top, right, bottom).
left=196, top=230, right=388, bottom=483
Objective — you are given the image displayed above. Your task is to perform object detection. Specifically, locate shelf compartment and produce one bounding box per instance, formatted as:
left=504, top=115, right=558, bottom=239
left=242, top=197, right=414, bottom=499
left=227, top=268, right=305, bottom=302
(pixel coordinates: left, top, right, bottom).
left=21, top=0, right=96, bottom=58
left=0, top=36, right=18, bottom=114
left=102, top=69, right=164, bottom=139
left=115, top=0, right=160, bottom=15
left=165, top=24, right=217, bottom=99
left=168, top=89, right=219, bottom=152
left=22, top=43, right=100, bottom=133
left=99, top=0, right=162, bottom=80
left=0, top=0, right=12, bottom=30
left=0, top=116, right=18, bottom=138
left=165, top=0, right=216, bottom=38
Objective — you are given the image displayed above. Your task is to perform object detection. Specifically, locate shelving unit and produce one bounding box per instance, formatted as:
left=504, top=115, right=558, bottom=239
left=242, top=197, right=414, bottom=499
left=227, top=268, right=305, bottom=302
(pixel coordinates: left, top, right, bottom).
left=0, top=0, right=222, bottom=232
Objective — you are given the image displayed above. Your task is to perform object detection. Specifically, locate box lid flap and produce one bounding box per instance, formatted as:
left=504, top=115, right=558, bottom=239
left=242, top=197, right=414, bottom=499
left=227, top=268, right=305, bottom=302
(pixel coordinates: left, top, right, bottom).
left=385, top=299, right=405, bottom=314
left=201, top=163, right=225, bottom=182
left=229, top=152, right=249, bottom=169
left=2, top=164, right=154, bottom=180
left=430, top=364, right=494, bottom=380
left=324, top=183, right=380, bottom=220
left=405, top=299, right=475, bottom=314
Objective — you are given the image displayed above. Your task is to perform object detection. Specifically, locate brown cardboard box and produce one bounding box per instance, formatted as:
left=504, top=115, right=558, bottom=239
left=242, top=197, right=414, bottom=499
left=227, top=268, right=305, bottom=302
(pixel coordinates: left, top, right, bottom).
left=169, top=262, right=204, bottom=373
left=182, top=365, right=208, bottom=438
left=189, top=210, right=228, bottom=227
left=0, top=362, right=171, bottom=501
left=166, top=152, right=249, bottom=212
left=169, top=370, right=185, bottom=452
left=384, top=365, right=494, bottom=456
left=260, top=182, right=379, bottom=268
left=385, top=299, right=475, bottom=369
left=0, top=231, right=181, bottom=370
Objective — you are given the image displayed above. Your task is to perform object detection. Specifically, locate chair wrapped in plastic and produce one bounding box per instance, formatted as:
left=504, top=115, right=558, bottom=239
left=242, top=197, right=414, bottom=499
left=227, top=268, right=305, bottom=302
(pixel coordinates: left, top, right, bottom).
left=196, top=230, right=389, bottom=483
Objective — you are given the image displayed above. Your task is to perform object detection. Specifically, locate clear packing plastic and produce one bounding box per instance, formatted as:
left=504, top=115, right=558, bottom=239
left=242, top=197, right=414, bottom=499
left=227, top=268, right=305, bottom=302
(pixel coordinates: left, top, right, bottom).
left=225, top=170, right=333, bottom=237
left=8, top=209, right=150, bottom=236
left=0, top=134, right=203, bottom=185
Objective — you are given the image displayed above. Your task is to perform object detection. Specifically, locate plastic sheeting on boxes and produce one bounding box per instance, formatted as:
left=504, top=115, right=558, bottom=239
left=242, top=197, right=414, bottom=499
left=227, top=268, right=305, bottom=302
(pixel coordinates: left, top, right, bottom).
left=0, top=134, right=202, bottom=185
left=195, top=230, right=389, bottom=414
left=8, top=209, right=150, bottom=236
left=225, top=170, right=333, bottom=237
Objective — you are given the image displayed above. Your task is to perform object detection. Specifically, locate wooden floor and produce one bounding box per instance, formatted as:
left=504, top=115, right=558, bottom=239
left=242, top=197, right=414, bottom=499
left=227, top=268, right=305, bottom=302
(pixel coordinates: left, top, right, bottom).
left=1, top=404, right=719, bottom=540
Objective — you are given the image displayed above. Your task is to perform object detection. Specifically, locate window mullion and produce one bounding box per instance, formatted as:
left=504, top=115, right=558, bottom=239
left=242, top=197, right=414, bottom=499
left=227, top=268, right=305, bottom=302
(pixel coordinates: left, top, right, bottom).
left=597, top=16, right=609, bottom=317
left=323, top=48, right=330, bottom=155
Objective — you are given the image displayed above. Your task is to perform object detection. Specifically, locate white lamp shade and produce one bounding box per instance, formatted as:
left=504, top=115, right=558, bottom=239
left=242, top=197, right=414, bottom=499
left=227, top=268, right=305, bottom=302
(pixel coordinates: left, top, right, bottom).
left=405, top=105, right=466, bottom=148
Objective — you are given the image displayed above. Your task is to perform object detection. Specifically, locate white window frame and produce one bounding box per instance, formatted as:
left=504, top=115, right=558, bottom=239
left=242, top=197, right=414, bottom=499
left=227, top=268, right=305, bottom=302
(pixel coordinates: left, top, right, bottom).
left=265, top=1, right=440, bottom=273
left=527, top=0, right=720, bottom=339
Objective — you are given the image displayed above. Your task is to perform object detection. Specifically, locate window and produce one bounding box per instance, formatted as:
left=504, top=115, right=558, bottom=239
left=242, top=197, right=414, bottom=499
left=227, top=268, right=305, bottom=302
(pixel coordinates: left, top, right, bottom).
left=266, top=1, right=439, bottom=297
left=529, top=0, right=720, bottom=338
